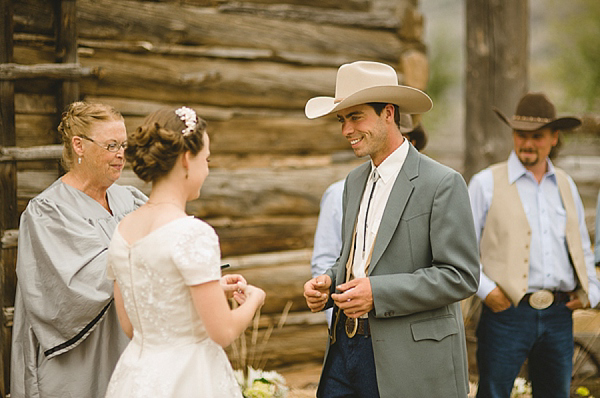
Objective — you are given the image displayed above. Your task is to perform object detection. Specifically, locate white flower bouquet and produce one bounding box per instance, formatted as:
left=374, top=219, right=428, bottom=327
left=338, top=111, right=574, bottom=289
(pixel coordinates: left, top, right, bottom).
left=235, top=366, right=289, bottom=398
left=510, top=377, right=532, bottom=398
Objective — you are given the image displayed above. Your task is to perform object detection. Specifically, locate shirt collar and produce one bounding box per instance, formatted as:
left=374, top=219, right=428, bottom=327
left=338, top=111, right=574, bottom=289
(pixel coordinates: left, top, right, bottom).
left=507, top=150, right=556, bottom=184
left=370, top=138, right=409, bottom=184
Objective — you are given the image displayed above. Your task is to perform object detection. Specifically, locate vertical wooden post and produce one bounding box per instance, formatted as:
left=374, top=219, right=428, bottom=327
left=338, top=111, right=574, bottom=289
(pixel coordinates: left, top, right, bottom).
left=56, top=0, right=79, bottom=113
left=464, top=0, right=529, bottom=181
left=0, top=0, right=16, bottom=394
left=55, top=0, right=79, bottom=175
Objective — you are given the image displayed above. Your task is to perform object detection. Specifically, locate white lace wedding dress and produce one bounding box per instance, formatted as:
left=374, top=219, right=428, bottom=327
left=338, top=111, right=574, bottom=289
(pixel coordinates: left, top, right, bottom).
left=105, top=216, right=242, bottom=397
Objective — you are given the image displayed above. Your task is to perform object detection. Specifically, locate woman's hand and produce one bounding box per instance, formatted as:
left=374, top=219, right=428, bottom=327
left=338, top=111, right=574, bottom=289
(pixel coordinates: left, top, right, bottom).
left=243, top=285, right=266, bottom=308
left=220, top=274, right=247, bottom=300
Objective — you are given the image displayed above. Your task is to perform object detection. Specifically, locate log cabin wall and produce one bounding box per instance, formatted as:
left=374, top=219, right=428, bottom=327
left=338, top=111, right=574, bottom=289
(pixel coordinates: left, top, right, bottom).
left=6, top=0, right=429, bottom=375
left=12, top=0, right=428, bottom=311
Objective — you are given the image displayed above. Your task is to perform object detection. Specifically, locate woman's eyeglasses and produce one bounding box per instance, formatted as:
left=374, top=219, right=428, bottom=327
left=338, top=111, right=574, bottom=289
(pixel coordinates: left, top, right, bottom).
left=80, top=136, right=128, bottom=152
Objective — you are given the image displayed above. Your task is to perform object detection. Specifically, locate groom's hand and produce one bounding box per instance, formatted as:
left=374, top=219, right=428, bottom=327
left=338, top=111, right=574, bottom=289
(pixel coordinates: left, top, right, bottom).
left=304, top=275, right=331, bottom=312
left=332, top=278, right=373, bottom=318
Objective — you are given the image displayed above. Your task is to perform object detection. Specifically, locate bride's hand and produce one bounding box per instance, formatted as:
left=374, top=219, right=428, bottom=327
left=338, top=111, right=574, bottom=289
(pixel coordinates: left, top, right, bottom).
left=220, top=274, right=247, bottom=299
left=243, top=285, right=266, bottom=308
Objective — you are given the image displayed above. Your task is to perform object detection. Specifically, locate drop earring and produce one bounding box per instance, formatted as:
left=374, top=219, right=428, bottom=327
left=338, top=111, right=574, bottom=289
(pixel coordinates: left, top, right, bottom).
left=78, top=157, right=82, bottom=164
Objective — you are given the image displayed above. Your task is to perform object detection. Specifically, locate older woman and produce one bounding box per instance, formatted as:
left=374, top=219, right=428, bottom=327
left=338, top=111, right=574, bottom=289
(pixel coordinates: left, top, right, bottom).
left=11, top=102, right=147, bottom=398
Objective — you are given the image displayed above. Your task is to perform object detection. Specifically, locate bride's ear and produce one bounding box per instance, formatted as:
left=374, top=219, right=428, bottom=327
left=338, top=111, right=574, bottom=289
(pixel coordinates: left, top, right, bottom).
left=180, top=151, right=191, bottom=178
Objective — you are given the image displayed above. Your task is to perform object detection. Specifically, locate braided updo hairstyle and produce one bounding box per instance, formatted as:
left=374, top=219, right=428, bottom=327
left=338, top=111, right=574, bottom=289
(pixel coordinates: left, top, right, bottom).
left=126, top=107, right=207, bottom=183
left=58, top=101, right=124, bottom=170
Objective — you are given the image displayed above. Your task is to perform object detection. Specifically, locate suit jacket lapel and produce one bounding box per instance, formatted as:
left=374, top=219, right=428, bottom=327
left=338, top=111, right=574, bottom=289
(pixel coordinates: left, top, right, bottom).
left=368, top=145, right=420, bottom=275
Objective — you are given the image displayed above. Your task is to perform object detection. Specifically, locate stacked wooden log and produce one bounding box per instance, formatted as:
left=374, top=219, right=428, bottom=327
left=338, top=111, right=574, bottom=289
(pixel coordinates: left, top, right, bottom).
left=9, top=0, right=428, bottom=370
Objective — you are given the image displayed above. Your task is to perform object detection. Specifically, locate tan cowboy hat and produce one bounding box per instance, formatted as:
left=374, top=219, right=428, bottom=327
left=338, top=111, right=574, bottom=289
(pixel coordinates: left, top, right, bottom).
left=305, top=61, right=433, bottom=119
left=493, top=92, right=581, bottom=131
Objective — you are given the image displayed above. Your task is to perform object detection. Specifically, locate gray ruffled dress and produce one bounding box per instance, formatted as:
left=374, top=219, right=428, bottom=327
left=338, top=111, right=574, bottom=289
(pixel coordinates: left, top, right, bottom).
left=10, top=179, right=146, bottom=398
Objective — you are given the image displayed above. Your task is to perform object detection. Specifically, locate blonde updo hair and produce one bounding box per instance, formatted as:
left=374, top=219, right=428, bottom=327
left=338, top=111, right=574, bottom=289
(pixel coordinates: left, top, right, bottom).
left=126, top=107, right=207, bottom=183
left=58, top=101, right=124, bottom=170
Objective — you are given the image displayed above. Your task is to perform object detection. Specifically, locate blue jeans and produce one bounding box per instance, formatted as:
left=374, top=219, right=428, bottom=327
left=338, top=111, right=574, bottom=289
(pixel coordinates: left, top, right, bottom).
left=476, top=299, right=574, bottom=398
left=319, top=316, right=380, bottom=398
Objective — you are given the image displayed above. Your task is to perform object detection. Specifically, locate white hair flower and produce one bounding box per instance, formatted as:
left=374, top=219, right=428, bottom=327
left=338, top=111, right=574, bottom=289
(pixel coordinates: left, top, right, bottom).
left=174, top=106, right=197, bottom=136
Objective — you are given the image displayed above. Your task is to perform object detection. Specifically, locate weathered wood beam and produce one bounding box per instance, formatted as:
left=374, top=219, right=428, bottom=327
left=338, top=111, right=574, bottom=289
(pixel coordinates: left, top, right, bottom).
left=223, top=248, right=312, bottom=270
left=77, top=54, right=339, bottom=109
left=177, top=0, right=370, bottom=11
left=464, top=0, right=528, bottom=181
left=0, top=229, right=17, bottom=249
left=14, top=92, right=58, bottom=114
left=13, top=0, right=55, bottom=35
left=0, top=63, right=95, bottom=80
left=56, top=0, right=80, bottom=111
left=0, top=144, right=62, bottom=162
left=212, top=216, right=318, bottom=257
left=74, top=0, right=403, bottom=62
left=0, top=0, right=15, bottom=391
left=227, top=261, right=312, bottom=314
left=256, top=310, right=326, bottom=329
left=227, top=322, right=327, bottom=369
left=217, top=2, right=399, bottom=30
left=13, top=33, right=54, bottom=47
left=80, top=39, right=274, bottom=60
left=18, top=35, right=356, bottom=67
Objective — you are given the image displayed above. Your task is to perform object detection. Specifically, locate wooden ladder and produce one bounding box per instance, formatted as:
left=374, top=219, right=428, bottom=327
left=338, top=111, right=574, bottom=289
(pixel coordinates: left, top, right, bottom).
left=0, top=0, right=93, bottom=395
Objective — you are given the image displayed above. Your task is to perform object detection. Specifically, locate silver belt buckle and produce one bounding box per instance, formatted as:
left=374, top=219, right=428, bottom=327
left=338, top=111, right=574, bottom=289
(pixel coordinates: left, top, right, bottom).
left=529, top=290, right=554, bottom=309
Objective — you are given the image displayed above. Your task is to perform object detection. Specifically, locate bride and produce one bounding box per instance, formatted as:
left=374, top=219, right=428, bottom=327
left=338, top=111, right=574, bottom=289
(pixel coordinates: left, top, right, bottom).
left=105, top=106, right=265, bottom=397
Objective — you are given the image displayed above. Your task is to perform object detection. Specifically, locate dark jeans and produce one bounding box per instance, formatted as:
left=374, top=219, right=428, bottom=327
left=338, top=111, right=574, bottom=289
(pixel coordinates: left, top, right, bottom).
left=476, top=299, right=574, bottom=398
left=320, top=315, right=380, bottom=398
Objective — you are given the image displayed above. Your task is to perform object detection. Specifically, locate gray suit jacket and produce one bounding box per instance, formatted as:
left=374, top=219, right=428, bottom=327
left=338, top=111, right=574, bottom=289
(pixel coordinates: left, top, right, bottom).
left=319, top=144, right=480, bottom=398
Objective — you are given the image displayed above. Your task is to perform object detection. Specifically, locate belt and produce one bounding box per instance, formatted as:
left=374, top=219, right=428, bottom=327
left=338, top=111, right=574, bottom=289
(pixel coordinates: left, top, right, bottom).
left=344, top=316, right=370, bottom=338
left=521, top=290, right=571, bottom=309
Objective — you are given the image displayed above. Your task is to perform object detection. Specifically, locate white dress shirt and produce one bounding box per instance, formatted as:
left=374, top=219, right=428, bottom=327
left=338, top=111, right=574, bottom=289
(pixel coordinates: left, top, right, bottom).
left=352, top=139, right=409, bottom=279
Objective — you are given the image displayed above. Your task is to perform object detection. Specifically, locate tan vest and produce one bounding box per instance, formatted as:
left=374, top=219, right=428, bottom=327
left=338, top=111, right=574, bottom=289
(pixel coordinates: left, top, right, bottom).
left=479, top=162, right=589, bottom=306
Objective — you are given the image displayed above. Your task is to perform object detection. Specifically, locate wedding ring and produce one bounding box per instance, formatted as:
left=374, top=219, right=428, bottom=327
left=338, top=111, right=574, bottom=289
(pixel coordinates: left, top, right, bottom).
left=529, top=290, right=554, bottom=310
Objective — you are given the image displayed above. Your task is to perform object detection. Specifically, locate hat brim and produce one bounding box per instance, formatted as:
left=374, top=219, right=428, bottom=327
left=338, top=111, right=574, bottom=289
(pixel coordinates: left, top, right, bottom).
left=305, top=85, right=433, bottom=119
left=493, top=108, right=581, bottom=131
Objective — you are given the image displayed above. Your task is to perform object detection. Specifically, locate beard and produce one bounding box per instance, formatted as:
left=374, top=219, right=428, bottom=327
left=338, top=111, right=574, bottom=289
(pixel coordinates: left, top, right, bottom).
left=517, top=149, right=540, bottom=166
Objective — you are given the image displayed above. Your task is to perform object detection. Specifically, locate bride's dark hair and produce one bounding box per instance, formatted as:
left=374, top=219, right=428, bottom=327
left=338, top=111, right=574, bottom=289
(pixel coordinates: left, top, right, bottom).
left=126, top=107, right=207, bottom=183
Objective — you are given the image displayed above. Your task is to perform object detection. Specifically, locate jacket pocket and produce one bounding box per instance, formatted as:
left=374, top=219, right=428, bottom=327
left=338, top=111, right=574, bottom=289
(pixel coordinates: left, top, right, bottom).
left=410, top=314, right=458, bottom=342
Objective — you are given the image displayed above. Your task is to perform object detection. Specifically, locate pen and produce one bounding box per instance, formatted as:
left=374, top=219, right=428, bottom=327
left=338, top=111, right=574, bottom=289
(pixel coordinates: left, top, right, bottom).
left=221, top=263, right=230, bottom=270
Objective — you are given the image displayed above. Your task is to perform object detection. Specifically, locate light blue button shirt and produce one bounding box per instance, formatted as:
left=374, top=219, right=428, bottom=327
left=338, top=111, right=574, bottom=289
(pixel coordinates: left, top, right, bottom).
left=468, top=151, right=600, bottom=308
left=311, top=179, right=345, bottom=278
left=311, top=179, right=345, bottom=326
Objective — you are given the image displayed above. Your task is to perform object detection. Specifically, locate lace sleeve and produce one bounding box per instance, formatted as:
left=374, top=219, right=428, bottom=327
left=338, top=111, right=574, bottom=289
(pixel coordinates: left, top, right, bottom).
left=171, top=219, right=222, bottom=286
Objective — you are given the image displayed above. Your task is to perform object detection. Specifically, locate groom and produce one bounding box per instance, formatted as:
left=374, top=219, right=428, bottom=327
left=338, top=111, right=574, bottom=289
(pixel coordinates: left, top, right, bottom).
left=303, top=61, right=480, bottom=397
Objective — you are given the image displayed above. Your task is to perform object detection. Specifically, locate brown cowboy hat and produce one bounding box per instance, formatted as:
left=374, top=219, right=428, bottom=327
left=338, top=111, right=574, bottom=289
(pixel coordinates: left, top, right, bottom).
left=493, top=92, right=581, bottom=131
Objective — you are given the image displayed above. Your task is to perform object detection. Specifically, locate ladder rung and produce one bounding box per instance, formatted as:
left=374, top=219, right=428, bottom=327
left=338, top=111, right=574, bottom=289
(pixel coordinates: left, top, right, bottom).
left=0, top=145, right=63, bottom=162
left=0, top=63, right=97, bottom=80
